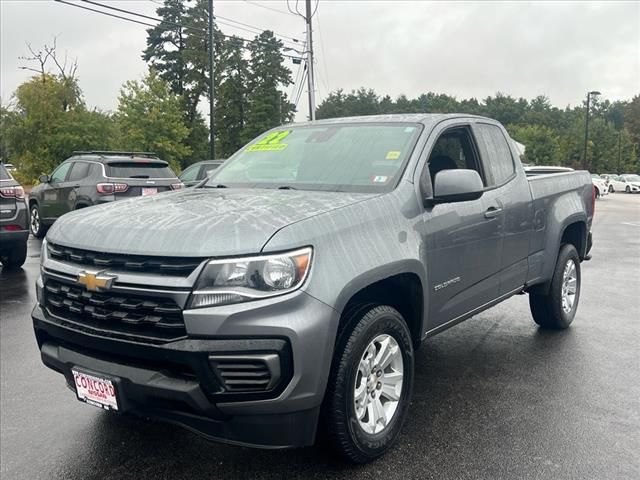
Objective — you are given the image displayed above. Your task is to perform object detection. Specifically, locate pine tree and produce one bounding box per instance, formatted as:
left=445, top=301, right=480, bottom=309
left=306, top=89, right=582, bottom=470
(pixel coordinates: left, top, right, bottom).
left=215, top=36, right=250, bottom=157
left=242, top=31, right=294, bottom=143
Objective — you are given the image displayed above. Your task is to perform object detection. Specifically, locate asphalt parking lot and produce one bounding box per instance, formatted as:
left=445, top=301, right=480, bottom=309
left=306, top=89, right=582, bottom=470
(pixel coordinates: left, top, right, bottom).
left=1, top=194, right=639, bottom=480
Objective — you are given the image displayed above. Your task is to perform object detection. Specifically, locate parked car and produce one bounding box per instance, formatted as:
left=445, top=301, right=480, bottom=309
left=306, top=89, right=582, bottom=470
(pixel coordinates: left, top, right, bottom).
left=32, top=115, right=594, bottom=463
left=3, top=163, right=17, bottom=172
left=590, top=174, right=609, bottom=198
left=0, top=162, right=29, bottom=269
left=620, top=174, right=640, bottom=193
left=179, top=159, right=224, bottom=187
left=603, top=174, right=626, bottom=193
left=28, top=151, right=183, bottom=238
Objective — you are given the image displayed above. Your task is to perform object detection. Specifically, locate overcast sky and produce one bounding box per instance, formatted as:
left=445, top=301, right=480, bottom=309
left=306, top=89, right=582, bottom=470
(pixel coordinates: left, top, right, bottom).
left=1, top=0, right=638, bottom=121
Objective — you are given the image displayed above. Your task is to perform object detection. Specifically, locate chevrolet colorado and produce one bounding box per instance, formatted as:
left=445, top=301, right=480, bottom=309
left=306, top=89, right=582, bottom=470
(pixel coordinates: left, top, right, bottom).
left=32, top=114, right=594, bottom=462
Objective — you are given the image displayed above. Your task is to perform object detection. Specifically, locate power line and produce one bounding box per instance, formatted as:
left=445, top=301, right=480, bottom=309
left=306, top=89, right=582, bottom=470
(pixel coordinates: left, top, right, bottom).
left=215, top=14, right=301, bottom=43
left=55, top=0, right=157, bottom=28
left=293, top=66, right=308, bottom=109
left=287, top=0, right=305, bottom=19
left=315, top=8, right=330, bottom=95
left=241, top=0, right=297, bottom=17
left=57, top=0, right=303, bottom=60
left=288, top=41, right=306, bottom=99
left=84, top=0, right=301, bottom=47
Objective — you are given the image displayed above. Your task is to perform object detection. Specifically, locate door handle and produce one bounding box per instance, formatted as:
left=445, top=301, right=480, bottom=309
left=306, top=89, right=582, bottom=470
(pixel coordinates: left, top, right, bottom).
left=484, top=207, right=503, bottom=219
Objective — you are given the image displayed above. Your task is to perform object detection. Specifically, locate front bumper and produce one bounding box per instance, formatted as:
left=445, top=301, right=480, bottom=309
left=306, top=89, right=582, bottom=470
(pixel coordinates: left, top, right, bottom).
left=32, top=280, right=339, bottom=448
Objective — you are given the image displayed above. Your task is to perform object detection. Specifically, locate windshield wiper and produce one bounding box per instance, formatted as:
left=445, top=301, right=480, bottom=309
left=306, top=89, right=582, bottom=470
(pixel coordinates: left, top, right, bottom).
left=277, top=185, right=297, bottom=190
left=205, top=184, right=228, bottom=188
left=128, top=175, right=150, bottom=179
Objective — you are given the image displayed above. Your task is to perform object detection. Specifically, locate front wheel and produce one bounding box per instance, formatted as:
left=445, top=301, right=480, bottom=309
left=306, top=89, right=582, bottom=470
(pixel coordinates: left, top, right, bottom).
left=322, top=305, right=414, bottom=463
left=608, top=185, right=614, bottom=193
left=30, top=204, right=46, bottom=238
left=529, top=244, right=581, bottom=329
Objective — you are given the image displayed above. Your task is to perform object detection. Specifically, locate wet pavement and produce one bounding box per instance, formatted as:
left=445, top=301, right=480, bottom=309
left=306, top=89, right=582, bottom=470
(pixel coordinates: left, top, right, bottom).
left=1, top=194, right=639, bottom=479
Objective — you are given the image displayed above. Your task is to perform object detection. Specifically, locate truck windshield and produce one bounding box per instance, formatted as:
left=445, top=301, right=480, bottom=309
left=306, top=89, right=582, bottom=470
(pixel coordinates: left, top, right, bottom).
left=206, top=123, right=422, bottom=193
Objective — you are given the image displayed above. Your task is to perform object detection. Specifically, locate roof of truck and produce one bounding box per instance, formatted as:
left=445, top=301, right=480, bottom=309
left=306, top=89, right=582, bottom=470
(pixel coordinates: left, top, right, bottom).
left=288, top=113, right=492, bottom=127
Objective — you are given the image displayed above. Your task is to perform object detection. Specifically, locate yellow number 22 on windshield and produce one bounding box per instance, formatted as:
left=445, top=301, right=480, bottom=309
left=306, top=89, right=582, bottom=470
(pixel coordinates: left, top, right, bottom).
left=246, top=130, right=291, bottom=152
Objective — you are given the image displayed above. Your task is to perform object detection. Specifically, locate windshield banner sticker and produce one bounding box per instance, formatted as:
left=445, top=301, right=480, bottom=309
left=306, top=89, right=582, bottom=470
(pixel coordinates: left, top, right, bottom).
left=246, top=130, right=291, bottom=152
left=385, top=151, right=401, bottom=160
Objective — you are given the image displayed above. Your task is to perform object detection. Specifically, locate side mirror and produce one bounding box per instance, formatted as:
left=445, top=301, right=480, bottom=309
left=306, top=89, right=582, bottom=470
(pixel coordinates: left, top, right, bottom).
left=430, top=169, right=484, bottom=204
left=39, top=174, right=50, bottom=184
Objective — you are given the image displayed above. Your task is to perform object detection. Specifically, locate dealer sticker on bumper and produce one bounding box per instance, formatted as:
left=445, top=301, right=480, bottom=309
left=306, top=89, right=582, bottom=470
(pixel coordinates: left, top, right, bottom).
left=72, top=369, right=119, bottom=411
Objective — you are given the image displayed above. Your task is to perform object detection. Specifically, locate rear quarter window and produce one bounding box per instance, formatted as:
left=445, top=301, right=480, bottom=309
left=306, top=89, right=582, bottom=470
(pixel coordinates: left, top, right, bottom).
left=475, top=123, right=516, bottom=186
left=106, top=162, right=176, bottom=179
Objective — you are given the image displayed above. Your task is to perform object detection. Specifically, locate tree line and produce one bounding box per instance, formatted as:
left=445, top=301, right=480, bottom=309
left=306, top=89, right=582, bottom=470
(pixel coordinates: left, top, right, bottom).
left=315, top=89, right=640, bottom=174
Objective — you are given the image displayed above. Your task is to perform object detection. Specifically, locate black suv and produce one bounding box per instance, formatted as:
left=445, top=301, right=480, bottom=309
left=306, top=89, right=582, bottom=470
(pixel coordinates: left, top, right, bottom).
left=0, top=162, right=29, bottom=269
left=28, top=151, right=183, bottom=238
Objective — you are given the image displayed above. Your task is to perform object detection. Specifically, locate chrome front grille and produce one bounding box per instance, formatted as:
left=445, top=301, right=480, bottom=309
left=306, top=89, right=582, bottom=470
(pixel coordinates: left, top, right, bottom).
left=47, top=242, right=204, bottom=276
left=43, top=278, right=186, bottom=343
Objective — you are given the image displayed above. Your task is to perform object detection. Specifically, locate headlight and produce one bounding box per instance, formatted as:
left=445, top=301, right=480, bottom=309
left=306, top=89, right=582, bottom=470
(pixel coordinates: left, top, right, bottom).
left=188, top=247, right=312, bottom=308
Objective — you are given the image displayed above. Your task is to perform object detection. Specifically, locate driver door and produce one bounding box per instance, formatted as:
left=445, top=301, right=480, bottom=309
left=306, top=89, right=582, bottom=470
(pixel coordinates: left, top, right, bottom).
left=419, top=123, right=504, bottom=330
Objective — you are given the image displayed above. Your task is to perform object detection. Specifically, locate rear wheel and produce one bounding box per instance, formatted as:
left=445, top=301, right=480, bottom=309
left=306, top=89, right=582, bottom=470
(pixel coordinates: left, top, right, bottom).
left=608, top=185, right=614, bottom=193
left=594, top=187, right=600, bottom=198
left=322, top=305, right=414, bottom=463
left=0, top=243, right=27, bottom=270
left=529, top=244, right=581, bottom=329
left=626, top=186, right=631, bottom=193
left=30, top=204, right=46, bottom=238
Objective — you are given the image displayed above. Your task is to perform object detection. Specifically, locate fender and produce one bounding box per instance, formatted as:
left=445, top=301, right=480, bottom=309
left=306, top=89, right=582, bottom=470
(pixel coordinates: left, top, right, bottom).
left=332, top=259, right=428, bottom=337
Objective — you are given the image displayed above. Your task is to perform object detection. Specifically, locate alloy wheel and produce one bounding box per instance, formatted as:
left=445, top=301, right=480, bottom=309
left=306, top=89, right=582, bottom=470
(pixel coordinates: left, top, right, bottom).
left=353, top=334, right=404, bottom=434
left=561, top=259, right=577, bottom=314
left=30, top=207, right=40, bottom=235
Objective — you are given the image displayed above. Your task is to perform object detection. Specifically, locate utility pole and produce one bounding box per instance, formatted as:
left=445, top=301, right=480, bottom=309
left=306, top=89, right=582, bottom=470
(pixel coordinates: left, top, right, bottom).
left=305, top=0, right=316, bottom=121
left=617, top=131, right=622, bottom=173
left=208, top=0, right=216, bottom=159
left=582, top=90, right=600, bottom=171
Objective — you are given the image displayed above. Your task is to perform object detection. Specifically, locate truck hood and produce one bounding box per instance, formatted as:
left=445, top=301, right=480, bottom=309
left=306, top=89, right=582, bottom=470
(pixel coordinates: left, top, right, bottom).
left=46, top=188, right=373, bottom=257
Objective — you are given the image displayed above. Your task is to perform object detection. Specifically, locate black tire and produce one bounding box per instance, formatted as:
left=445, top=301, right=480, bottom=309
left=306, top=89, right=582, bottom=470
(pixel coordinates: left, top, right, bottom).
left=29, top=203, right=46, bottom=238
left=626, top=186, right=631, bottom=193
left=608, top=185, right=614, bottom=193
left=0, top=243, right=27, bottom=270
left=594, top=187, right=600, bottom=198
left=529, top=244, right=581, bottom=329
left=322, top=305, right=414, bottom=463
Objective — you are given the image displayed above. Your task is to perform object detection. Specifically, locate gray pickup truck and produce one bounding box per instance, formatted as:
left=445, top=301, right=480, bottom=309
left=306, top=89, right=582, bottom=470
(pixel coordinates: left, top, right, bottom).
left=32, top=114, right=594, bottom=462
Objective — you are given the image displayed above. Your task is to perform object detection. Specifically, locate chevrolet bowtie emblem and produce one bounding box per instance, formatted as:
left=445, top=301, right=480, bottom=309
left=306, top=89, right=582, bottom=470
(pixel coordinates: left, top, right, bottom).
left=77, top=270, right=117, bottom=292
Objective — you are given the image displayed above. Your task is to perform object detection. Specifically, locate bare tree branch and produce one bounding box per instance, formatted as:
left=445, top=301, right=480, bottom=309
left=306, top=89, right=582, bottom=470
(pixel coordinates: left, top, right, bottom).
left=18, top=36, right=78, bottom=82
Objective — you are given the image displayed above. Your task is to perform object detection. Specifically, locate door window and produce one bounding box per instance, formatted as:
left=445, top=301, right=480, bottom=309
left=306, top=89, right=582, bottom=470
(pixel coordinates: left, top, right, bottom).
left=179, top=164, right=200, bottom=182
left=474, top=123, right=516, bottom=186
left=427, top=126, right=485, bottom=189
left=50, top=162, right=73, bottom=183
left=67, top=162, right=91, bottom=181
